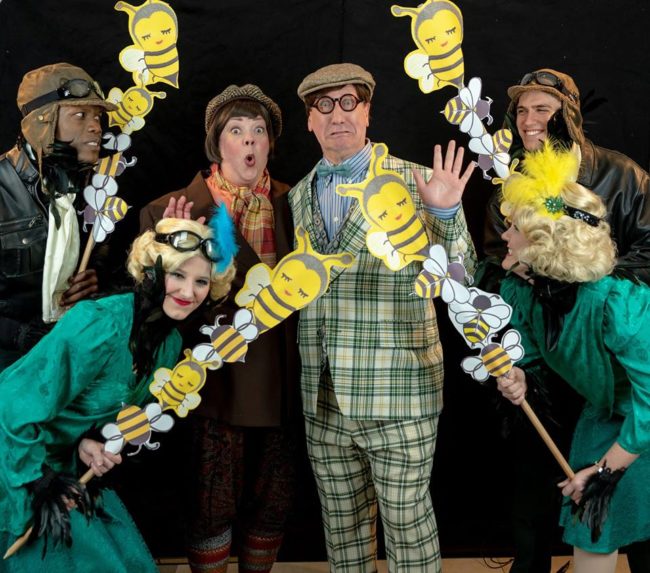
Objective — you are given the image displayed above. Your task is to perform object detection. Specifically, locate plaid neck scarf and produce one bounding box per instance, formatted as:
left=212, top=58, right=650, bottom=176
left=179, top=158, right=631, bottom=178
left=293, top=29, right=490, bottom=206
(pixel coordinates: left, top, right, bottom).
left=206, top=163, right=276, bottom=266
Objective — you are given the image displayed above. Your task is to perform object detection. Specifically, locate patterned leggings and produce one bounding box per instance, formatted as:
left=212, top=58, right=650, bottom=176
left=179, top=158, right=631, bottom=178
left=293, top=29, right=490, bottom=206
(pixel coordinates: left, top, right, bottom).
left=187, top=418, right=296, bottom=572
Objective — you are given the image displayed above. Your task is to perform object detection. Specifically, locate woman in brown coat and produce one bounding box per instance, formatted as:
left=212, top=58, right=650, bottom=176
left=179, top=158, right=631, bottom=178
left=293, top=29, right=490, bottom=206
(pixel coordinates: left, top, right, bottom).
left=140, top=84, right=299, bottom=573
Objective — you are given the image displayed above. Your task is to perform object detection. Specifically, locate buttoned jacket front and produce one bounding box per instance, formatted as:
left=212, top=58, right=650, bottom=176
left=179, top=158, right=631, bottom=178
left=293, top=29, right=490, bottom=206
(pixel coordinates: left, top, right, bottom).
left=289, top=145, right=477, bottom=420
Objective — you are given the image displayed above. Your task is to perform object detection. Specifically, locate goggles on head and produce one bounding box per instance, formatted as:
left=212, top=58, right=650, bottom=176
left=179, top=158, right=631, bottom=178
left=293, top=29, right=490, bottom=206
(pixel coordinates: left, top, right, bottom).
left=154, top=231, right=220, bottom=263
left=21, top=78, right=106, bottom=116
left=519, top=71, right=579, bottom=104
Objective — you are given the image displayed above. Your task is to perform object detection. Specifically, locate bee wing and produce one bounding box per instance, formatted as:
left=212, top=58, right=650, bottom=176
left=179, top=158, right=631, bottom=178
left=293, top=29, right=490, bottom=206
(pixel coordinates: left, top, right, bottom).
left=423, top=244, right=448, bottom=273
left=440, top=279, right=470, bottom=304
left=461, top=356, right=489, bottom=382
left=146, top=402, right=175, bottom=433
left=507, top=344, right=525, bottom=363
left=191, top=343, right=222, bottom=364
left=150, top=368, right=172, bottom=394
left=177, top=393, right=202, bottom=418
left=483, top=301, right=513, bottom=323
left=239, top=324, right=259, bottom=342
left=367, top=231, right=404, bottom=271
left=464, top=77, right=483, bottom=105
left=123, top=116, right=145, bottom=135
left=234, top=264, right=272, bottom=307
left=459, top=111, right=486, bottom=138
left=404, top=51, right=435, bottom=93
left=92, top=213, right=113, bottom=243
left=454, top=310, right=479, bottom=324
left=107, top=87, right=124, bottom=105
left=101, top=424, right=125, bottom=455
left=150, top=413, right=174, bottom=433
left=492, top=153, right=512, bottom=179
left=468, top=133, right=494, bottom=156
left=232, top=308, right=255, bottom=330
left=119, top=46, right=147, bottom=75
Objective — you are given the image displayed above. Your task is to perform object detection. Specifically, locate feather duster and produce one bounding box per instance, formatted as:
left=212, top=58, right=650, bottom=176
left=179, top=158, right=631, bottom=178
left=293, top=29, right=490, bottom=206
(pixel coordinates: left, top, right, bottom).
left=573, top=464, right=625, bottom=543
left=208, top=203, right=238, bottom=274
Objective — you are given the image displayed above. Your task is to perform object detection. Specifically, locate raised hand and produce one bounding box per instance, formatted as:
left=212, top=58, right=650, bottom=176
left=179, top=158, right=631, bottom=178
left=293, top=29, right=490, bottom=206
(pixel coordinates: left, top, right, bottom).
left=413, top=140, right=476, bottom=209
left=162, top=195, right=206, bottom=224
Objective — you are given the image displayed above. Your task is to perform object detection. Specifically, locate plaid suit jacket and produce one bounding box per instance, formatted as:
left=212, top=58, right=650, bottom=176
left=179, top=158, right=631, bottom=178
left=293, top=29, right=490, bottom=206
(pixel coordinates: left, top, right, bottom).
left=289, top=146, right=477, bottom=420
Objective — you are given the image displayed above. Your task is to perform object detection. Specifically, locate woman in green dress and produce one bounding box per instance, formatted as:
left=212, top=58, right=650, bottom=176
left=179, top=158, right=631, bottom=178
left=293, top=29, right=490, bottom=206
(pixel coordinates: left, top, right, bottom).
left=0, top=216, right=236, bottom=572
left=494, top=143, right=650, bottom=573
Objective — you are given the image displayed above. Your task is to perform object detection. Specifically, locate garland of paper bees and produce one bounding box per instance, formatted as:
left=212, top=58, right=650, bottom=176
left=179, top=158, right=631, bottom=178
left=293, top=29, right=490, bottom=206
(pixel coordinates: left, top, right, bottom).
left=391, top=0, right=512, bottom=181
left=389, top=1, right=574, bottom=479
left=79, top=0, right=180, bottom=269
left=100, top=227, right=353, bottom=455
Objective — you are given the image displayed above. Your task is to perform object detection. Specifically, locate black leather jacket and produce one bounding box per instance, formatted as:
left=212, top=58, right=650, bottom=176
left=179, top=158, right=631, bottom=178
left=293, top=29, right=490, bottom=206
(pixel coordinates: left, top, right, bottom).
left=0, top=146, right=48, bottom=332
left=483, top=139, right=650, bottom=285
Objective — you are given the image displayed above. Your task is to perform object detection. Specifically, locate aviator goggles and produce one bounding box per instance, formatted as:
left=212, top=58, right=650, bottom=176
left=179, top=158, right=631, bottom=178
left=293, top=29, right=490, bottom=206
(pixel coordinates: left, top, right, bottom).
left=518, top=71, right=579, bottom=103
left=21, top=78, right=106, bottom=116
left=154, top=231, right=220, bottom=263
left=312, top=93, right=364, bottom=114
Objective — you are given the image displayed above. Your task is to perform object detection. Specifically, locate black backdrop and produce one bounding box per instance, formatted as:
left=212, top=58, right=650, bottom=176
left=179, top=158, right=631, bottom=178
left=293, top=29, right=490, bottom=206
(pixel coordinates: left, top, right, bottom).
left=1, top=0, right=649, bottom=561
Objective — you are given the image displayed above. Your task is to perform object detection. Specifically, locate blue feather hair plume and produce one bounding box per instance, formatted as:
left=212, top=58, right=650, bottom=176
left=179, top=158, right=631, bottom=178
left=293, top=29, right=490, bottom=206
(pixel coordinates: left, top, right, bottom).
left=208, top=203, right=238, bottom=273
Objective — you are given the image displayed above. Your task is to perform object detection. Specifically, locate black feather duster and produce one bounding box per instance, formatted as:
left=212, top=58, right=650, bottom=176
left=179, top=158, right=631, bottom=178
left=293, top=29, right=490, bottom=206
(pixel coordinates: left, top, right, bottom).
left=573, top=464, right=625, bottom=543
left=27, top=465, right=95, bottom=556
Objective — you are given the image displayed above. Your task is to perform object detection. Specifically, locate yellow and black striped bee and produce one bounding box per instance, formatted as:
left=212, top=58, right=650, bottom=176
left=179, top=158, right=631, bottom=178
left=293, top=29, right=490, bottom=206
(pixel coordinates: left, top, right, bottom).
left=338, top=143, right=429, bottom=271
left=414, top=243, right=469, bottom=303
left=82, top=186, right=129, bottom=243
left=149, top=349, right=221, bottom=417
left=448, top=288, right=512, bottom=347
left=115, top=0, right=180, bottom=88
left=101, top=402, right=174, bottom=456
left=195, top=309, right=259, bottom=364
left=235, top=227, right=354, bottom=334
left=392, top=0, right=465, bottom=93
left=107, top=85, right=167, bottom=135
left=461, top=330, right=524, bottom=383
left=443, top=77, right=493, bottom=138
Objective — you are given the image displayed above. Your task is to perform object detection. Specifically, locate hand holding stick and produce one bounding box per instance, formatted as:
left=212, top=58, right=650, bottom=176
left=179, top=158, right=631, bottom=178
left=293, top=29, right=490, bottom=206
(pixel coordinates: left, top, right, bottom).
left=496, top=366, right=575, bottom=480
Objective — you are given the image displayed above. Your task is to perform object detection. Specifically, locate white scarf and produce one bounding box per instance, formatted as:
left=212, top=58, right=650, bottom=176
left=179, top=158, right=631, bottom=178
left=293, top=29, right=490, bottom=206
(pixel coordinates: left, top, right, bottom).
left=41, top=193, right=80, bottom=322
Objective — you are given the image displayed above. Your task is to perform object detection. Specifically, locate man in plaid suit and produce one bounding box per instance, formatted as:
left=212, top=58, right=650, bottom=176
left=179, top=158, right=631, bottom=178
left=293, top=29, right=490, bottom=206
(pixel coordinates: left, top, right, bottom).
left=289, top=63, right=477, bottom=572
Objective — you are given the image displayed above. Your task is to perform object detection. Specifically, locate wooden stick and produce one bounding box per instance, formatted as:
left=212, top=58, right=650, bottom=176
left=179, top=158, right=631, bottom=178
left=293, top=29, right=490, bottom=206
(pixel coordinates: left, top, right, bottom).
left=521, top=399, right=575, bottom=479
left=77, top=235, right=96, bottom=274
left=3, top=468, right=96, bottom=559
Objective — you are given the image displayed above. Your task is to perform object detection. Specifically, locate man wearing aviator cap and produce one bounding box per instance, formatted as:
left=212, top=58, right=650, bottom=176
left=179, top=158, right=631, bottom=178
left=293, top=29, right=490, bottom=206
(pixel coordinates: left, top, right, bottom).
left=0, top=62, right=117, bottom=370
left=483, top=68, right=650, bottom=285
left=479, top=69, right=650, bottom=573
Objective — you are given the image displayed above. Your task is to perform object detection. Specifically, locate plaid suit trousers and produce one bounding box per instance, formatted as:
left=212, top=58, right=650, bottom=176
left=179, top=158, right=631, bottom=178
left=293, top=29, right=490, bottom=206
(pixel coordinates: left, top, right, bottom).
left=305, top=372, right=440, bottom=573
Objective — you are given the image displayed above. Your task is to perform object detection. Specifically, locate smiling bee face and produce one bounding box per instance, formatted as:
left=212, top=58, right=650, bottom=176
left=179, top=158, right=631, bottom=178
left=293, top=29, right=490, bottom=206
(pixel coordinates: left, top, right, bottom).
left=134, top=10, right=177, bottom=51
left=415, top=9, right=462, bottom=56
left=366, top=180, right=414, bottom=231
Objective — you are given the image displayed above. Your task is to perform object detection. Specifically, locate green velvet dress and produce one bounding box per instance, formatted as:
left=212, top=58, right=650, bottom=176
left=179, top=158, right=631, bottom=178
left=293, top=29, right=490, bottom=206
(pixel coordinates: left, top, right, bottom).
left=502, top=276, right=650, bottom=553
left=0, top=293, right=181, bottom=572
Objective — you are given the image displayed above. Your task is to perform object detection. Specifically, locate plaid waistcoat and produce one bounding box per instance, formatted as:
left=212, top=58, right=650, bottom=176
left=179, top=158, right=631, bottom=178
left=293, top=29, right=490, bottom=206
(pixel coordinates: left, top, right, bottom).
left=289, top=146, right=477, bottom=420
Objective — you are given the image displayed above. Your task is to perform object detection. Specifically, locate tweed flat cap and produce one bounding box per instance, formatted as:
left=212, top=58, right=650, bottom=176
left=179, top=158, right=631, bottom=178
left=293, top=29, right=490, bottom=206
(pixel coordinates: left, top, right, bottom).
left=205, top=84, right=282, bottom=137
left=297, top=63, right=376, bottom=101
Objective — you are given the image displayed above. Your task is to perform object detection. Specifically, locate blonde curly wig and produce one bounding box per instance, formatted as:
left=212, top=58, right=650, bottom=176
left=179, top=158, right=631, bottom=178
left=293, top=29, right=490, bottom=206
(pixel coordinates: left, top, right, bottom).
left=127, top=218, right=236, bottom=301
left=502, top=182, right=616, bottom=282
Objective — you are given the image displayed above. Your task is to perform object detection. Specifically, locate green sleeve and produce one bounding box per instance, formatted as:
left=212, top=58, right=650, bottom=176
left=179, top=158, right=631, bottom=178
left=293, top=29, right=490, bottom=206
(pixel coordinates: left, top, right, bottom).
left=604, top=281, right=650, bottom=454
left=0, top=300, right=115, bottom=535
left=500, top=277, right=542, bottom=368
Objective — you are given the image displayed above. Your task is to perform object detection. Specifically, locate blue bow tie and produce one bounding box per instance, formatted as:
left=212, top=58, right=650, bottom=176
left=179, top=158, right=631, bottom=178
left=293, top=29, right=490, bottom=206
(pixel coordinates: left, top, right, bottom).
left=316, top=162, right=352, bottom=179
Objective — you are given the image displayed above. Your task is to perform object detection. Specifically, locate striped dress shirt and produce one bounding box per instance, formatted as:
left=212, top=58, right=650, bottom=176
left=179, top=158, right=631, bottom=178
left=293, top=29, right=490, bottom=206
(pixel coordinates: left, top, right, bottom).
left=315, top=141, right=372, bottom=240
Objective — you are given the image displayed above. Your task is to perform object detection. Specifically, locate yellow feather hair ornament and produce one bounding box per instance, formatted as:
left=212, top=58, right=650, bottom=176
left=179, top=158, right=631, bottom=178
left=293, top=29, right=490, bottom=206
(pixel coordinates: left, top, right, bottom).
left=501, top=141, right=580, bottom=219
